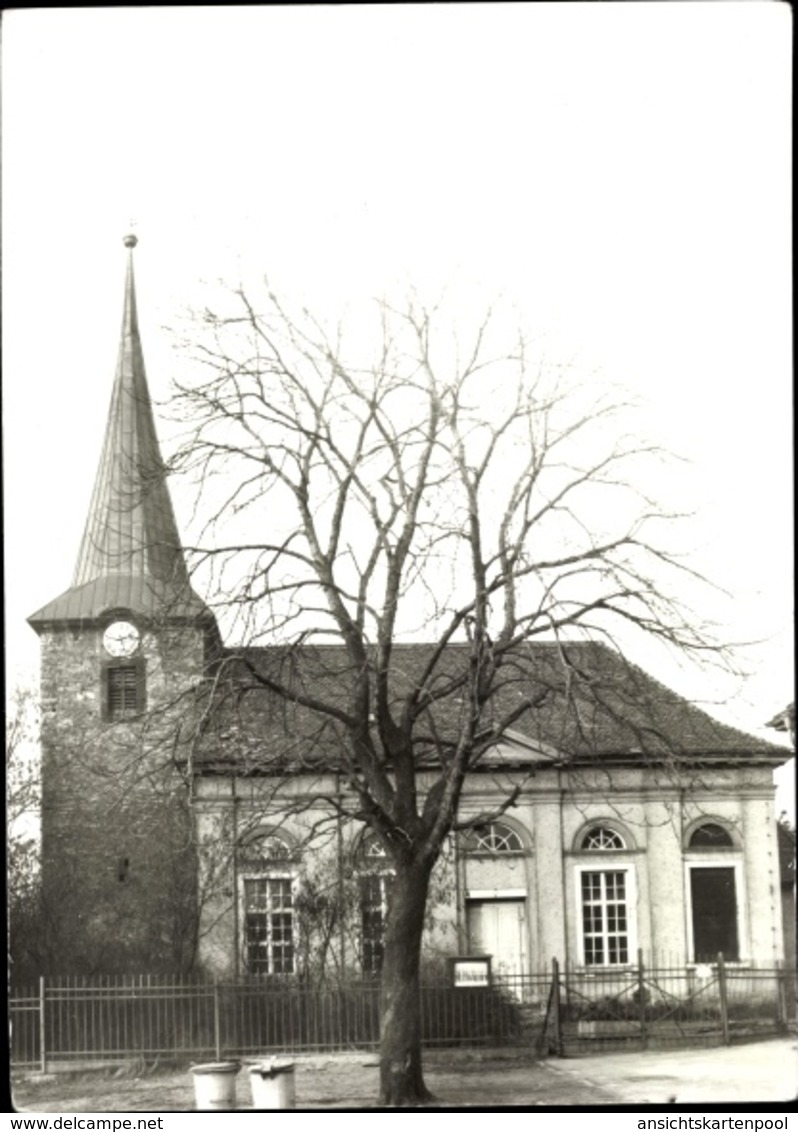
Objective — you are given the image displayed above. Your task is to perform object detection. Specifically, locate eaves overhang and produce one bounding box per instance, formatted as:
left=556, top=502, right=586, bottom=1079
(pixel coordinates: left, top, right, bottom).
left=184, top=744, right=790, bottom=781
left=28, top=574, right=213, bottom=631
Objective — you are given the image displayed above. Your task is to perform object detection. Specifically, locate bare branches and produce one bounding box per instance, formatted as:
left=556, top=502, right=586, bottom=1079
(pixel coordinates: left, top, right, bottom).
left=168, top=282, right=729, bottom=865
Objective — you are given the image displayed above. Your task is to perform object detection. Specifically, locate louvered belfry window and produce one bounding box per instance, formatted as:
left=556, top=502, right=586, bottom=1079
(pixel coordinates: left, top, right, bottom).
left=104, top=662, right=143, bottom=719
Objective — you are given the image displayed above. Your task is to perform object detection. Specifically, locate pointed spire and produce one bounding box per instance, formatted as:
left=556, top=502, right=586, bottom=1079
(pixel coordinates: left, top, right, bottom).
left=72, top=233, right=188, bottom=587
left=29, top=236, right=209, bottom=627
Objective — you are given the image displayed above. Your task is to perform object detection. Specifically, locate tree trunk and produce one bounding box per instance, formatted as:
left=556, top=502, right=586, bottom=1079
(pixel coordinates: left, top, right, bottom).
left=378, top=860, right=435, bottom=1107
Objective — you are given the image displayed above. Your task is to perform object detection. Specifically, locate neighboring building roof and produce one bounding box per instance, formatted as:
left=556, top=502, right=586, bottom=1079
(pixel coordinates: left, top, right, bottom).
left=192, top=640, right=788, bottom=774
left=766, top=703, right=795, bottom=741
left=29, top=236, right=210, bottom=629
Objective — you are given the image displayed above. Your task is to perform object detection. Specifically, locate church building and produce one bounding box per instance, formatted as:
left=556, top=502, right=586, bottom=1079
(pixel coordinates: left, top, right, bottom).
left=28, top=238, right=791, bottom=983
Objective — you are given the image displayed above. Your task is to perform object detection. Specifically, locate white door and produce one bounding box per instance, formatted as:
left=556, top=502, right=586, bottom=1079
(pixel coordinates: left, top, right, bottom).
left=466, top=899, right=527, bottom=979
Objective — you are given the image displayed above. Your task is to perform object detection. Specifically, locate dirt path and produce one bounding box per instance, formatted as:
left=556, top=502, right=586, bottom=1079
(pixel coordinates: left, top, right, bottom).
left=11, top=1053, right=613, bottom=1111
left=14, top=1040, right=795, bottom=1111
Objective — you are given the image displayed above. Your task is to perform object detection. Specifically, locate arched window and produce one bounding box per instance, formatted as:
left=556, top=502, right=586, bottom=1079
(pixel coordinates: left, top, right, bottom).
left=576, top=825, right=634, bottom=966
left=355, top=836, right=393, bottom=976
left=360, top=838, right=389, bottom=862
left=238, top=831, right=297, bottom=976
left=238, top=829, right=297, bottom=864
left=686, top=821, right=740, bottom=963
left=466, top=822, right=524, bottom=853
left=688, top=823, right=734, bottom=849
left=581, top=826, right=626, bottom=851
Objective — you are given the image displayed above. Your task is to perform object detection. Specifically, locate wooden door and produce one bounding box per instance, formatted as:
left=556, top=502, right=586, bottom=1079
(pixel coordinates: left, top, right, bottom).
left=466, top=899, right=527, bottom=978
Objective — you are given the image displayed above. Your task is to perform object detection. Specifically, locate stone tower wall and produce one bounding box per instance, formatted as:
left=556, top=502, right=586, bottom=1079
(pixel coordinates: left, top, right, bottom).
left=38, top=621, right=206, bottom=974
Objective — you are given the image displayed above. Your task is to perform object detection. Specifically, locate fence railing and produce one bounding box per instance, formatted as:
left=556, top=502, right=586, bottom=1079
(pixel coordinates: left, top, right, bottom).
left=10, top=958, right=795, bottom=1071
left=538, top=953, right=794, bottom=1055
left=9, top=974, right=525, bottom=1070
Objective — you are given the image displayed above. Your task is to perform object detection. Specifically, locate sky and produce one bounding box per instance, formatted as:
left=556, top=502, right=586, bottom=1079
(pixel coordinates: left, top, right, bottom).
left=3, top=5, right=793, bottom=806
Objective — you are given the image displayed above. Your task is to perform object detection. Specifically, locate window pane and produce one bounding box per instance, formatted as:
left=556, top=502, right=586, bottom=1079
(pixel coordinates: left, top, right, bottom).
left=606, top=872, right=625, bottom=900
left=585, top=937, right=603, bottom=964
left=582, top=873, right=601, bottom=901
left=608, top=936, right=628, bottom=964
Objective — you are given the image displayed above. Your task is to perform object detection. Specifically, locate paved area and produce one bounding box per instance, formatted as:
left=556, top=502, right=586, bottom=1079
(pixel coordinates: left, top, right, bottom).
left=546, top=1037, right=798, bottom=1107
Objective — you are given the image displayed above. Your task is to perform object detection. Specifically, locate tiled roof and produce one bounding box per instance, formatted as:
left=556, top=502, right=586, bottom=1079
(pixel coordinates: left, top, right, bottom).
left=28, top=237, right=209, bottom=629
left=193, top=640, right=787, bottom=772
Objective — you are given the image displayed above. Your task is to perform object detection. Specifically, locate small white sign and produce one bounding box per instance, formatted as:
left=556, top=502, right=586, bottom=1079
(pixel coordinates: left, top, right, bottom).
left=452, top=958, right=490, bottom=987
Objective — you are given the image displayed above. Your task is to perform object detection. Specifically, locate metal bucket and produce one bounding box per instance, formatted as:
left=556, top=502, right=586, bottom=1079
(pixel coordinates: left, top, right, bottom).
left=190, top=1061, right=241, bottom=1110
left=249, top=1059, right=296, bottom=1109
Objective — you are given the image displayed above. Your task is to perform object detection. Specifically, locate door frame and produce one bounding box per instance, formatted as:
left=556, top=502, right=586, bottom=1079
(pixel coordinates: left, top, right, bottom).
left=464, top=890, right=530, bottom=976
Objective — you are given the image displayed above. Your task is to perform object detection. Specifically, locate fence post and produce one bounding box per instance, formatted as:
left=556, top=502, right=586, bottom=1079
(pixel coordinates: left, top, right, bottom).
left=637, top=949, right=648, bottom=1049
left=39, top=976, right=46, bottom=1074
left=775, top=961, right=788, bottom=1030
left=213, top=981, right=222, bottom=1060
left=551, top=957, right=563, bottom=1057
left=717, top=953, right=730, bottom=1045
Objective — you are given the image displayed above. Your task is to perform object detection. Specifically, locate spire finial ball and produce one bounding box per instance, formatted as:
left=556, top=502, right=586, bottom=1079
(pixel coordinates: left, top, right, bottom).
left=123, top=234, right=138, bottom=249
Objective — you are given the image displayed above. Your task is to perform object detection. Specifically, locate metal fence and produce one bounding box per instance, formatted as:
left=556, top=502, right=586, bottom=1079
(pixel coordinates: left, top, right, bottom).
left=9, top=974, right=525, bottom=1070
left=541, top=954, right=795, bottom=1055
left=10, top=958, right=795, bottom=1071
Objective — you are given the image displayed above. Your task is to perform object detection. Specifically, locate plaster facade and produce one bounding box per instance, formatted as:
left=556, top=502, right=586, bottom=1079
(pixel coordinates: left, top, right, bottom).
left=191, top=760, right=786, bottom=980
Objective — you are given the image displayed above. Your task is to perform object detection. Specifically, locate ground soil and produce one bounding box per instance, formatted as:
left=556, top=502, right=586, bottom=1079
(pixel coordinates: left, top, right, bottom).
left=10, top=1051, right=612, bottom=1111
left=10, top=1038, right=798, bottom=1111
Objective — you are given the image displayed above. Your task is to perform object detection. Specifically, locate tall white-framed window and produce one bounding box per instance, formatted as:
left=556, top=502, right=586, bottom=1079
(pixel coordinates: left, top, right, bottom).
left=684, top=821, right=744, bottom=963
left=356, top=837, right=393, bottom=976
left=243, top=876, right=294, bottom=975
left=578, top=868, right=633, bottom=965
left=359, top=872, right=393, bottom=976
left=238, top=832, right=297, bottom=976
left=574, top=824, right=637, bottom=967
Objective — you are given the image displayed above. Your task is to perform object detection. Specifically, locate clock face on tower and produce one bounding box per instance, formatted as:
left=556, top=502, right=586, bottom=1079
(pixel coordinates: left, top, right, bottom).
left=102, top=620, right=141, bottom=658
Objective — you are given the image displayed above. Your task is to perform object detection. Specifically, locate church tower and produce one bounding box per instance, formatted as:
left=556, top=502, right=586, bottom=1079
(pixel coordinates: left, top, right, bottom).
left=28, top=236, right=217, bottom=973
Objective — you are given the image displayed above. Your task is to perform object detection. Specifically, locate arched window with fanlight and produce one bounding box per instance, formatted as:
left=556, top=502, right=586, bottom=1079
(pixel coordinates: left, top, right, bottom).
left=581, top=826, right=626, bottom=851
left=685, top=820, right=741, bottom=963
left=575, top=823, right=636, bottom=967
left=356, top=836, right=394, bottom=976
left=237, top=830, right=298, bottom=977
left=464, top=822, right=525, bottom=855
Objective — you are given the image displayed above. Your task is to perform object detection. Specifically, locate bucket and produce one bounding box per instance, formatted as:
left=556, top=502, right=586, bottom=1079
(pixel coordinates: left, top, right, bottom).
left=249, top=1059, right=296, bottom=1109
left=190, top=1061, right=241, bottom=1110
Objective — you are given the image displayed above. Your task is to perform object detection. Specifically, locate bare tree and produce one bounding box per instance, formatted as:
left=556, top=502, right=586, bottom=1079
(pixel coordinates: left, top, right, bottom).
left=7, top=685, right=43, bottom=981
left=169, top=285, right=726, bottom=1106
